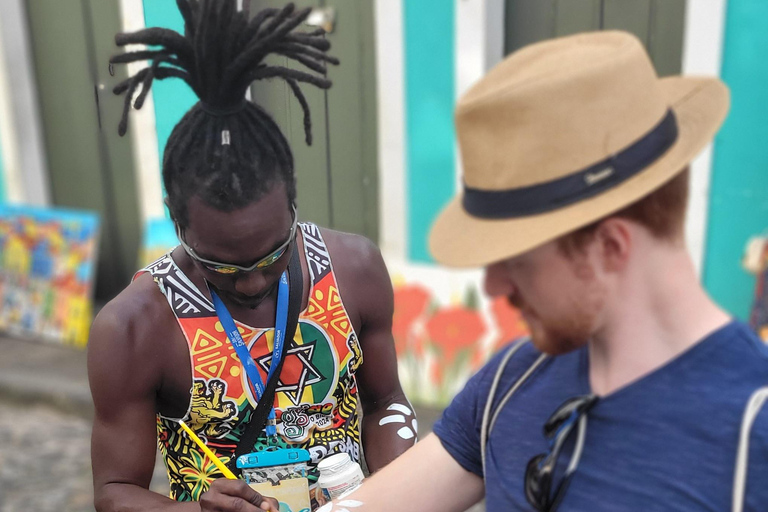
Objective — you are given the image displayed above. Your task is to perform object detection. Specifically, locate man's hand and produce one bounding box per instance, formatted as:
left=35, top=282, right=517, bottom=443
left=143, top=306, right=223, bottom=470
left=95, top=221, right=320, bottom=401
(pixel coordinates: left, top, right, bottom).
left=199, top=480, right=280, bottom=511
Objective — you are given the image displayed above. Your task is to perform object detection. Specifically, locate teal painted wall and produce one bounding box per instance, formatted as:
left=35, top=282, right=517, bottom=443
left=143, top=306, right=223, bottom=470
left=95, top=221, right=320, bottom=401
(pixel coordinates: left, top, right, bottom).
left=404, top=0, right=456, bottom=262
left=142, top=0, right=197, bottom=178
left=704, top=0, right=768, bottom=319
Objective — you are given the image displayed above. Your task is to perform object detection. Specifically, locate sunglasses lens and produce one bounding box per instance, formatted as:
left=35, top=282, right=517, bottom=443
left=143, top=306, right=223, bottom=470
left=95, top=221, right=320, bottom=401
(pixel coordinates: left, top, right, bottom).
left=256, top=246, right=287, bottom=269
left=208, top=265, right=239, bottom=275
left=525, top=454, right=548, bottom=510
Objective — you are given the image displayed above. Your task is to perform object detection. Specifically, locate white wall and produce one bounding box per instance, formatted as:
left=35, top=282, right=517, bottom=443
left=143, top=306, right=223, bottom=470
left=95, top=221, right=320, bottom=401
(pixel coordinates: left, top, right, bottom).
left=374, top=0, right=408, bottom=262
left=0, top=19, right=23, bottom=202
left=118, top=0, right=165, bottom=223
left=681, top=0, right=729, bottom=274
left=0, top=0, right=50, bottom=205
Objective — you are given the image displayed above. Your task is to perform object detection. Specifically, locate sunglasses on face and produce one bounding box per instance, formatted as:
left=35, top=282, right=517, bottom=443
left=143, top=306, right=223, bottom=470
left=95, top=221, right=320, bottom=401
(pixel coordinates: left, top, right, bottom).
left=525, top=394, right=599, bottom=512
left=177, top=205, right=298, bottom=275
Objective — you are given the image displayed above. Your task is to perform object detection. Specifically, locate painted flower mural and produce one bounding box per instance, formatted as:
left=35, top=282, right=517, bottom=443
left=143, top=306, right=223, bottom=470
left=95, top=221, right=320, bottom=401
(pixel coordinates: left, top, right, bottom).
left=392, top=283, right=431, bottom=355
left=393, top=280, right=529, bottom=406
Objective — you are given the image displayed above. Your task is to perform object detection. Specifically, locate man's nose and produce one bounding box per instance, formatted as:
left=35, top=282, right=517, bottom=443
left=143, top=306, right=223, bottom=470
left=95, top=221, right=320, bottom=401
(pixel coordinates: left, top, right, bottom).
left=234, top=271, right=267, bottom=297
left=483, top=261, right=517, bottom=298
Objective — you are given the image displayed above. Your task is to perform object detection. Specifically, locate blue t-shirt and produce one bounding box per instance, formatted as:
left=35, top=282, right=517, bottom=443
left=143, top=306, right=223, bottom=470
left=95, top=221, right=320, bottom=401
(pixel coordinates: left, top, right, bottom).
left=433, top=321, right=768, bottom=511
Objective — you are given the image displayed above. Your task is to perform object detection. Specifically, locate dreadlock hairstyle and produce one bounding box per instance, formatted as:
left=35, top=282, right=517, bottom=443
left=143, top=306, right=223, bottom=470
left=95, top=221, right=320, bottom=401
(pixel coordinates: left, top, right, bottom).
left=109, top=0, right=338, bottom=227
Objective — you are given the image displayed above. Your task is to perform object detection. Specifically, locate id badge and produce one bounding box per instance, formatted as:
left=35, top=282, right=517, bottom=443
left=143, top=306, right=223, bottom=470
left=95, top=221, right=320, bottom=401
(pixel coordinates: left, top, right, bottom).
left=237, top=448, right=311, bottom=512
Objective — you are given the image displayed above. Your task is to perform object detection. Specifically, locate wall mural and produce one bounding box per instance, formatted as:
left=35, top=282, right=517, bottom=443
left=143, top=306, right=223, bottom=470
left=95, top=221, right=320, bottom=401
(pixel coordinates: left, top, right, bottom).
left=0, top=205, right=99, bottom=347
left=393, top=281, right=529, bottom=406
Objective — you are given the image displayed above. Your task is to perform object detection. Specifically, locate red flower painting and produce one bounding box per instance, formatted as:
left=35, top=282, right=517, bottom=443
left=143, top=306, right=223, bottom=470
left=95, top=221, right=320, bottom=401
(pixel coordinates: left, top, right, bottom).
left=490, top=296, right=529, bottom=350
left=426, top=306, right=486, bottom=363
left=392, top=284, right=431, bottom=355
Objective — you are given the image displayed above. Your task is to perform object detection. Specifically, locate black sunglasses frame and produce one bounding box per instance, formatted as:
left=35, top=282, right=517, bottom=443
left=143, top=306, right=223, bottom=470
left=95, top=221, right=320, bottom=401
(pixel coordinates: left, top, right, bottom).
left=176, top=204, right=298, bottom=274
left=524, top=394, right=598, bottom=512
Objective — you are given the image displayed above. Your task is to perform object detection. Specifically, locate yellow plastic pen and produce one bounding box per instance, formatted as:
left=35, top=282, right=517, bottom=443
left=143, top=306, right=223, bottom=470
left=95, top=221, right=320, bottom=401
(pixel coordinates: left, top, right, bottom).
left=178, top=420, right=238, bottom=480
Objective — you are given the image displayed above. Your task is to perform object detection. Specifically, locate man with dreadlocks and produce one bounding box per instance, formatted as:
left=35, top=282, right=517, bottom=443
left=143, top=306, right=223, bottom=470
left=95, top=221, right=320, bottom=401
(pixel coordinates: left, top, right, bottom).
left=87, top=2, right=414, bottom=511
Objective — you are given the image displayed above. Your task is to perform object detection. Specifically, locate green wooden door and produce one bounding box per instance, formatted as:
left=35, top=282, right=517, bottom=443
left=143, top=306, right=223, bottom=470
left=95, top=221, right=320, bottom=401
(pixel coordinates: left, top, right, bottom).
left=25, top=0, right=141, bottom=300
left=248, top=0, right=379, bottom=241
left=505, top=0, right=686, bottom=76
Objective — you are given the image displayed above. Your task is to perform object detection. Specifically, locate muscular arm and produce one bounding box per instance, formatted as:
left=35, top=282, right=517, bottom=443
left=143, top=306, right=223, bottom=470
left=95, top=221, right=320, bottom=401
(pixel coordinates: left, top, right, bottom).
left=322, top=434, right=484, bottom=512
left=88, top=278, right=277, bottom=512
left=88, top=285, right=196, bottom=512
left=326, top=233, right=415, bottom=472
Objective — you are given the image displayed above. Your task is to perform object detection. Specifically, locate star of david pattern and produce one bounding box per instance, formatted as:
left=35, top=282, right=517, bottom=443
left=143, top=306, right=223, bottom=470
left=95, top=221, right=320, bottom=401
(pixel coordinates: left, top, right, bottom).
left=150, top=224, right=363, bottom=505
left=256, top=341, right=324, bottom=406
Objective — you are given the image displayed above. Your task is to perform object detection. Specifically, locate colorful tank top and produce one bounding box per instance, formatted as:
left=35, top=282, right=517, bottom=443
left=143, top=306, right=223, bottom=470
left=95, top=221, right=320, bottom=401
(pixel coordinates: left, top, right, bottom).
left=137, top=223, right=363, bottom=502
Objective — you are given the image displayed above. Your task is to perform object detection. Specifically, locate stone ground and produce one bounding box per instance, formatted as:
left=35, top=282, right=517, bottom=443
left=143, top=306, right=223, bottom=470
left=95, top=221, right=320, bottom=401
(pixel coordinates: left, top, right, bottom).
left=0, top=400, right=484, bottom=512
left=0, top=400, right=169, bottom=512
left=0, top=335, right=482, bottom=512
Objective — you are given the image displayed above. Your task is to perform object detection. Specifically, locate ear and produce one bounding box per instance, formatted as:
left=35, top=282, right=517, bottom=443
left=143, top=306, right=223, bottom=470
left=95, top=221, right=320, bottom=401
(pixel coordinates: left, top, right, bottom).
left=164, top=197, right=177, bottom=224
left=594, top=218, right=632, bottom=272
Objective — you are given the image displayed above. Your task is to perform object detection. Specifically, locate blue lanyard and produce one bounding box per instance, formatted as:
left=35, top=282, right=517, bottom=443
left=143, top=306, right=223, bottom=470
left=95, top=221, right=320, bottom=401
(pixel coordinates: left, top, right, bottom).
left=209, top=272, right=289, bottom=438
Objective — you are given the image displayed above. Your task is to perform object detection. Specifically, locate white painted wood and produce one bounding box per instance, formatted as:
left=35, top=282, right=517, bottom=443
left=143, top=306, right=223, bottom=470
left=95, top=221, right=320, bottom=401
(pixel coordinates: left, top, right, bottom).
left=0, top=0, right=51, bottom=205
left=374, top=0, right=407, bottom=262
left=118, top=0, right=165, bottom=222
left=0, top=22, right=24, bottom=202
left=485, top=0, right=506, bottom=70
left=455, top=0, right=488, bottom=193
left=681, top=0, right=729, bottom=274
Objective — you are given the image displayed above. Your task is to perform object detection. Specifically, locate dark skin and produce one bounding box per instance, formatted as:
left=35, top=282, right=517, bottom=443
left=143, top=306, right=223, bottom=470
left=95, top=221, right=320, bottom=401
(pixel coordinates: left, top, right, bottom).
left=88, top=182, right=413, bottom=512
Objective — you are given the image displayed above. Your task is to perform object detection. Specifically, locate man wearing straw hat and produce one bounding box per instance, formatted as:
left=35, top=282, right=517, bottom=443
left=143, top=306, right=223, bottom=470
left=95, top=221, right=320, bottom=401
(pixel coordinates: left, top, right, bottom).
left=317, top=31, right=768, bottom=512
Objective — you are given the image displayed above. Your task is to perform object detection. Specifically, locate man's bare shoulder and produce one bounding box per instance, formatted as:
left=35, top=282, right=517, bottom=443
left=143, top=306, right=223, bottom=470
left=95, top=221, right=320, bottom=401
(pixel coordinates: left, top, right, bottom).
left=94, top=273, right=169, bottom=336
left=88, top=272, right=177, bottom=371
left=316, top=228, right=393, bottom=327
left=317, top=228, right=386, bottom=278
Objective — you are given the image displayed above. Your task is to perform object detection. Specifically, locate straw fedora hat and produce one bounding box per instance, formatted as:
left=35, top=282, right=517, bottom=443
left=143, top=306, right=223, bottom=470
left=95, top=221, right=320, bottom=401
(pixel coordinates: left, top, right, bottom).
left=429, top=30, right=729, bottom=267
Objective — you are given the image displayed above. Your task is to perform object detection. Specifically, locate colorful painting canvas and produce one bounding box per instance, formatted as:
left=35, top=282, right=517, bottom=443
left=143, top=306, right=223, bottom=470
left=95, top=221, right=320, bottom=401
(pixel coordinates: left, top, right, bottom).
left=142, top=217, right=178, bottom=266
left=393, top=281, right=529, bottom=406
left=0, top=205, right=99, bottom=347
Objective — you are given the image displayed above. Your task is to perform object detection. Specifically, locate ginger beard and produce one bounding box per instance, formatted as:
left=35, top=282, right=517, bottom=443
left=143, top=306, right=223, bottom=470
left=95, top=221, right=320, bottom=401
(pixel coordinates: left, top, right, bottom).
left=509, top=252, right=608, bottom=356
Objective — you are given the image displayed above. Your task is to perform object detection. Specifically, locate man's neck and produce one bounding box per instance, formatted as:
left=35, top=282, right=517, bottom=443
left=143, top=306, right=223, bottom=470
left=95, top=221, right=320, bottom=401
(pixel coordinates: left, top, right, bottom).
left=587, top=244, right=731, bottom=396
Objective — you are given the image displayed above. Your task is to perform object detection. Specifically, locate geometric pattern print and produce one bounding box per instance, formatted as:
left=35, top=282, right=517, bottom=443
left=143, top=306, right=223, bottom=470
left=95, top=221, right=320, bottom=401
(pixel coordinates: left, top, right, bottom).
left=150, top=223, right=363, bottom=502
left=140, top=254, right=215, bottom=319
left=301, top=223, right=331, bottom=285
left=157, top=416, right=228, bottom=501
left=304, top=382, right=362, bottom=466
left=308, top=283, right=354, bottom=342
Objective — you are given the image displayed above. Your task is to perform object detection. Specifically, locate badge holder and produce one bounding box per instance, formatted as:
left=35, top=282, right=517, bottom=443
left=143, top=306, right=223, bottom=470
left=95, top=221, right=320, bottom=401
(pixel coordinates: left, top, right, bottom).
left=237, top=448, right=312, bottom=512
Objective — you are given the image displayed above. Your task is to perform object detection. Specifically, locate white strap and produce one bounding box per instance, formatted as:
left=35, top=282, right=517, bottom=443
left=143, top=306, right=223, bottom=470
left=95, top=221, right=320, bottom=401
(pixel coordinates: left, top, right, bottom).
left=567, top=415, right=588, bottom=475
left=480, top=339, right=548, bottom=478
left=489, top=354, right=548, bottom=434
left=481, top=350, right=767, bottom=511
left=732, top=386, right=768, bottom=512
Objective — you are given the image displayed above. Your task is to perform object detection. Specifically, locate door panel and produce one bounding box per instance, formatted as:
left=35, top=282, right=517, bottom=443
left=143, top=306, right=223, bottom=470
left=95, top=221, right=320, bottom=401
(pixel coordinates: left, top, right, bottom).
left=505, top=0, right=556, bottom=52
left=249, top=0, right=379, bottom=240
left=325, top=0, right=379, bottom=240
left=555, top=0, right=601, bottom=36
left=505, top=0, right=687, bottom=76
left=249, top=0, right=333, bottom=230
left=647, top=0, right=687, bottom=77
left=25, top=0, right=141, bottom=300
left=603, top=0, right=652, bottom=47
